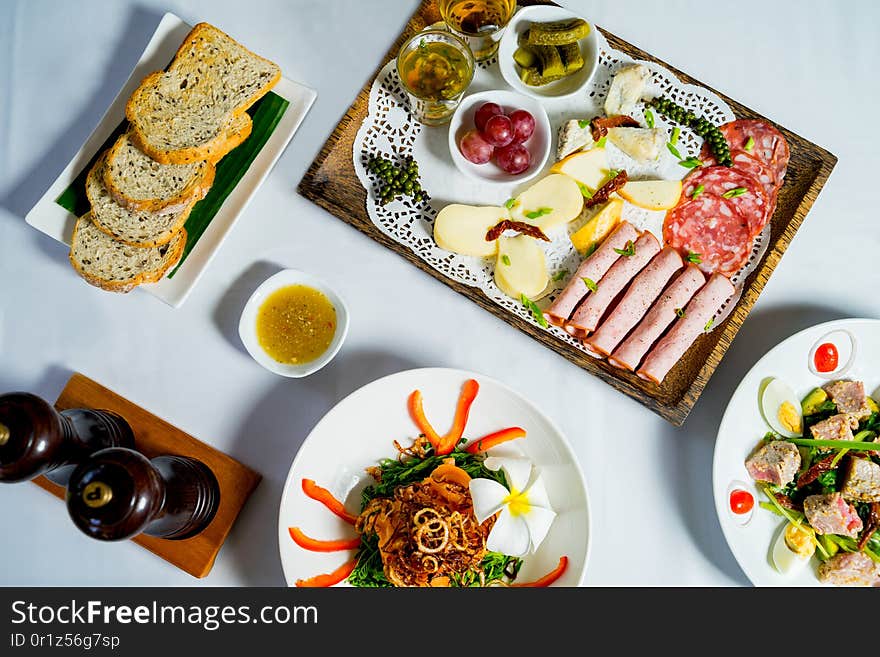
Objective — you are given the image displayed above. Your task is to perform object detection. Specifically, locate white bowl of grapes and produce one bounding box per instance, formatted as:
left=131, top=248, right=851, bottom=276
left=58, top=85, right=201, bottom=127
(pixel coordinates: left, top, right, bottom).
left=448, top=89, right=551, bottom=185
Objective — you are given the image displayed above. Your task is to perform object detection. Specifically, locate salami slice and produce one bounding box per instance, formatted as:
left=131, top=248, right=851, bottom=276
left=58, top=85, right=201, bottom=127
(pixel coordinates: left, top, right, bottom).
left=702, top=145, right=777, bottom=203
left=705, top=119, right=790, bottom=186
left=682, top=166, right=770, bottom=236
left=663, top=195, right=752, bottom=276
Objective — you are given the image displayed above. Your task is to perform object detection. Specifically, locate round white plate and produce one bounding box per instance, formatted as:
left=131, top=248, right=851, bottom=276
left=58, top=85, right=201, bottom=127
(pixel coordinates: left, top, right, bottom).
left=278, top=367, right=591, bottom=587
left=712, top=318, right=880, bottom=586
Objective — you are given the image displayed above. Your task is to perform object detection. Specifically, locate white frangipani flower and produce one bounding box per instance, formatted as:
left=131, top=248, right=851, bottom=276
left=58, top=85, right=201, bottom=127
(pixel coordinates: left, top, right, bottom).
left=468, top=457, right=556, bottom=557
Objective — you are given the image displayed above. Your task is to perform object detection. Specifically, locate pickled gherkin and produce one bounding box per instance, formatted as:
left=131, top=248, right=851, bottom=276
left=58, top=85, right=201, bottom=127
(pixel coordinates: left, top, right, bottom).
left=519, top=67, right=568, bottom=87
left=526, top=19, right=590, bottom=46
left=533, top=45, right=565, bottom=78
left=513, top=46, right=537, bottom=69
left=558, top=43, right=583, bottom=74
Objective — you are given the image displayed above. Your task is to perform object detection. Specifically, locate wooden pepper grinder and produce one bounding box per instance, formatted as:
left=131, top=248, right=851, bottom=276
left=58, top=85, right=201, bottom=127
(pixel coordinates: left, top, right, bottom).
left=66, top=447, right=220, bottom=541
left=0, top=392, right=135, bottom=486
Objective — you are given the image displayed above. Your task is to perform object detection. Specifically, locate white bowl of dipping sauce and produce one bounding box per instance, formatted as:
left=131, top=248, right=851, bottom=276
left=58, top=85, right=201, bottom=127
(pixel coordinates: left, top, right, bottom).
left=238, top=269, right=349, bottom=378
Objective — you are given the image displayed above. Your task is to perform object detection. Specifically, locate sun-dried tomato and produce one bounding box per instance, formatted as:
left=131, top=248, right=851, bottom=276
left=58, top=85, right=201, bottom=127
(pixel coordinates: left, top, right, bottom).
left=485, top=220, right=550, bottom=242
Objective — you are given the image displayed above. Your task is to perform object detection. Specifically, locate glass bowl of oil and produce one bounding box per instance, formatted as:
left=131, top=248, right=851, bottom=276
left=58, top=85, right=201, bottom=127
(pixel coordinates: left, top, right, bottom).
left=238, top=269, right=350, bottom=378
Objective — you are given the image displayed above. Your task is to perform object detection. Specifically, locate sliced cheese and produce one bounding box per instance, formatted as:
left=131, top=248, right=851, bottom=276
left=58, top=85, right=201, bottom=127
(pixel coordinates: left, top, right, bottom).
left=434, top=204, right=507, bottom=257
left=557, top=120, right=593, bottom=160
left=607, top=127, right=665, bottom=162
left=512, top=174, right=584, bottom=232
left=618, top=180, right=682, bottom=211
left=570, top=198, right=623, bottom=254
left=495, top=235, right=549, bottom=299
left=604, top=64, right=651, bottom=117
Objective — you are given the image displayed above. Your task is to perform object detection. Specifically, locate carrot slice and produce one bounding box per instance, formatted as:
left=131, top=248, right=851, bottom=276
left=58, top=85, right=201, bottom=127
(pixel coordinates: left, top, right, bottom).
left=301, top=479, right=358, bottom=525
left=511, top=556, right=569, bottom=587
left=288, top=527, right=361, bottom=552
left=437, top=379, right=480, bottom=454
left=294, top=559, right=357, bottom=588
left=464, top=426, right=526, bottom=454
left=408, top=389, right=444, bottom=451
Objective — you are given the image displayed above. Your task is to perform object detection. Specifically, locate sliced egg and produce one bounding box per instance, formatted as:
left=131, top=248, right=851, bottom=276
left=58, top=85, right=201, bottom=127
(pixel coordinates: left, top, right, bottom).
left=760, top=378, right=803, bottom=438
left=808, top=329, right=857, bottom=379
left=771, top=522, right=815, bottom=575
left=726, top=480, right=755, bottom=526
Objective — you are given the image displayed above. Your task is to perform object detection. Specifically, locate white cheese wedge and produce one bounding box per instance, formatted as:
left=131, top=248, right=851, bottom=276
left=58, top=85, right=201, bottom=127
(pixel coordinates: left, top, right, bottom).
left=604, top=64, right=651, bottom=117
left=607, top=127, right=665, bottom=162
left=556, top=120, right=593, bottom=160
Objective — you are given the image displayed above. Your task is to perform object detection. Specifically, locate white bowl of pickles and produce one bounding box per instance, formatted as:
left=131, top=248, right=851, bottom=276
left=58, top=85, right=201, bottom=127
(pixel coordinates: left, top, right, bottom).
left=498, top=5, right=599, bottom=100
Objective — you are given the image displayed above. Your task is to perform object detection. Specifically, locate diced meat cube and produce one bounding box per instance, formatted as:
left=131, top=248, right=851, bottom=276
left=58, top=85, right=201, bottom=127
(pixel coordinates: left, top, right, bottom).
left=823, top=380, right=872, bottom=420
left=841, top=457, right=880, bottom=502
left=804, top=493, right=864, bottom=538
left=744, top=440, right=801, bottom=486
left=818, top=552, right=880, bottom=587
left=810, top=414, right=855, bottom=441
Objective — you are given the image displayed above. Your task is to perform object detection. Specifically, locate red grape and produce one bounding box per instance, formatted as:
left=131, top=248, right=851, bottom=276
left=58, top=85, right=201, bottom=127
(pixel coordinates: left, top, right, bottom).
left=459, top=129, right=494, bottom=164
left=496, top=143, right=531, bottom=174
left=483, top=114, right=515, bottom=147
left=474, top=102, right=503, bottom=132
left=508, top=109, right=536, bottom=144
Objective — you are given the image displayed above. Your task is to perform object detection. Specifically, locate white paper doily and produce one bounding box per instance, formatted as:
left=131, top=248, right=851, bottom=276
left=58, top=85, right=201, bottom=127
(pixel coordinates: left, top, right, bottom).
left=353, top=26, right=766, bottom=352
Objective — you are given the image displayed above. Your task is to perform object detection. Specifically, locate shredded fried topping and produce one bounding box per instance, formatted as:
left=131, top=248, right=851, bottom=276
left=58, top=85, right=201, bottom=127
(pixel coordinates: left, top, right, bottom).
left=355, top=464, right=494, bottom=587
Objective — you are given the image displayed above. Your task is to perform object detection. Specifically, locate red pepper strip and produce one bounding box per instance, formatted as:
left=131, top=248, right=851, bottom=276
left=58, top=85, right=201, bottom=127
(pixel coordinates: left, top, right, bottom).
left=301, top=479, right=358, bottom=525
left=295, top=559, right=357, bottom=588
left=511, top=556, right=569, bottom=587
left=408, top=390, right=445, bottom=452
left=288, top=527, right=361, bottom=552
left=436, top=379, right=480, bottom=455
left=464, top=427, right=527, bottom=454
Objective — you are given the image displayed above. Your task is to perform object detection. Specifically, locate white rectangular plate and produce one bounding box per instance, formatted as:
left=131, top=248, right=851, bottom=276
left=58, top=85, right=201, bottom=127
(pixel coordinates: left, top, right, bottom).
left=25, top=12, right=317, bottom=308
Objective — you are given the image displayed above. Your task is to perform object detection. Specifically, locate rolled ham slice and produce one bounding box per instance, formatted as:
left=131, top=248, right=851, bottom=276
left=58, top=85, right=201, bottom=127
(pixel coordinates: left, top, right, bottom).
left=636, top=273, right=735, bottom=384
left=585, top=247, right=684, bottom=357
left=565, top=231, right=661, bottom=336
left=608, top=264, right=706, bottom=371
left=544, top=221, right=640, bottom=326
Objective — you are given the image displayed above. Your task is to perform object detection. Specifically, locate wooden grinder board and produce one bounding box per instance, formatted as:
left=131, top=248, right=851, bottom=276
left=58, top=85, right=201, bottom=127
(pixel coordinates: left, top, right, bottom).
left=32, top=373, right=261, bottom=578
left=298, top=0, right=837, bottom=425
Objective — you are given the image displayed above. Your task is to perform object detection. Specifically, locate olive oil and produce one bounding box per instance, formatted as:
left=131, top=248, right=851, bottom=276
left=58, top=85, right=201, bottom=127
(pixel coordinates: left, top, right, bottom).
left=440, top=0, right=516, bottom=61
left=396, top=30, right=474, bottom=126
left=398, top=40, right=472, bottom=101
left=256, top=285, right=336, bottom=365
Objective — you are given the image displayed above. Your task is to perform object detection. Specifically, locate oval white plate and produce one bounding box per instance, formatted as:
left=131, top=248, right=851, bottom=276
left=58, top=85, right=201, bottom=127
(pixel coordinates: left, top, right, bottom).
left=238, top=269, right=349, bottom=378
left=448, top=89, right=551, bottom=185
left=498, top=5, right=599, bottom=100
left=278, top=367, right=591, bottom=586
left=712, top=318, right=880, bottom=586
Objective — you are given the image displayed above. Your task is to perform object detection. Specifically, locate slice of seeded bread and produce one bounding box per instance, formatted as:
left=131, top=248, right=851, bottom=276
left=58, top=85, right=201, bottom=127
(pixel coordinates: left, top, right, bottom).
left=126, top=22, right=280, bottom=165
left=103, top=132, right=215, bottom=213
left=86, top=152, right=193, bottom=247
left=69, top=213, right=186, bottom=293
left=209, top=112, right=253, bottom=163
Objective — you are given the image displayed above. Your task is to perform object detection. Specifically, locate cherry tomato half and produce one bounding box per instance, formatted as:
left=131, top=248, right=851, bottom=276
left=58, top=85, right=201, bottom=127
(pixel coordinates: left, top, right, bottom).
left=814, top=342, right=839, bottom=373
left=729, top=489, right=754, bottom=515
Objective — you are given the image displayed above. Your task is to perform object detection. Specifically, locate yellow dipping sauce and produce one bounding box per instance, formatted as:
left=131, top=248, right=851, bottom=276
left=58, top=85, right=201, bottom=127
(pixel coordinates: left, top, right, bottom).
left=256, top=285, right=336, bottom=365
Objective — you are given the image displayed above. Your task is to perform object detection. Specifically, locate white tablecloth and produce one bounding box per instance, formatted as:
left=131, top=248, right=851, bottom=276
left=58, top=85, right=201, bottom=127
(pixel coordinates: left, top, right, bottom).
left=1, top=0, right=877, bottom=586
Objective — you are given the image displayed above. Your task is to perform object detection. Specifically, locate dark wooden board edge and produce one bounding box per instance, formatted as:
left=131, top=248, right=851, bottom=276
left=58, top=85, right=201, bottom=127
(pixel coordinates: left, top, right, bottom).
left=297, top=0, right=837, bottom=425
left=32, top=373, right=262, bottom=578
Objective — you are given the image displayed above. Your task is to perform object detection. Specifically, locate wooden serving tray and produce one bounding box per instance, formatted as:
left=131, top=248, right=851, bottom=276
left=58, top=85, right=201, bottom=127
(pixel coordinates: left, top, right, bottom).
left=298, top=0, right=836, bottom=425
left=32, top=373, right=261, bottom=578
